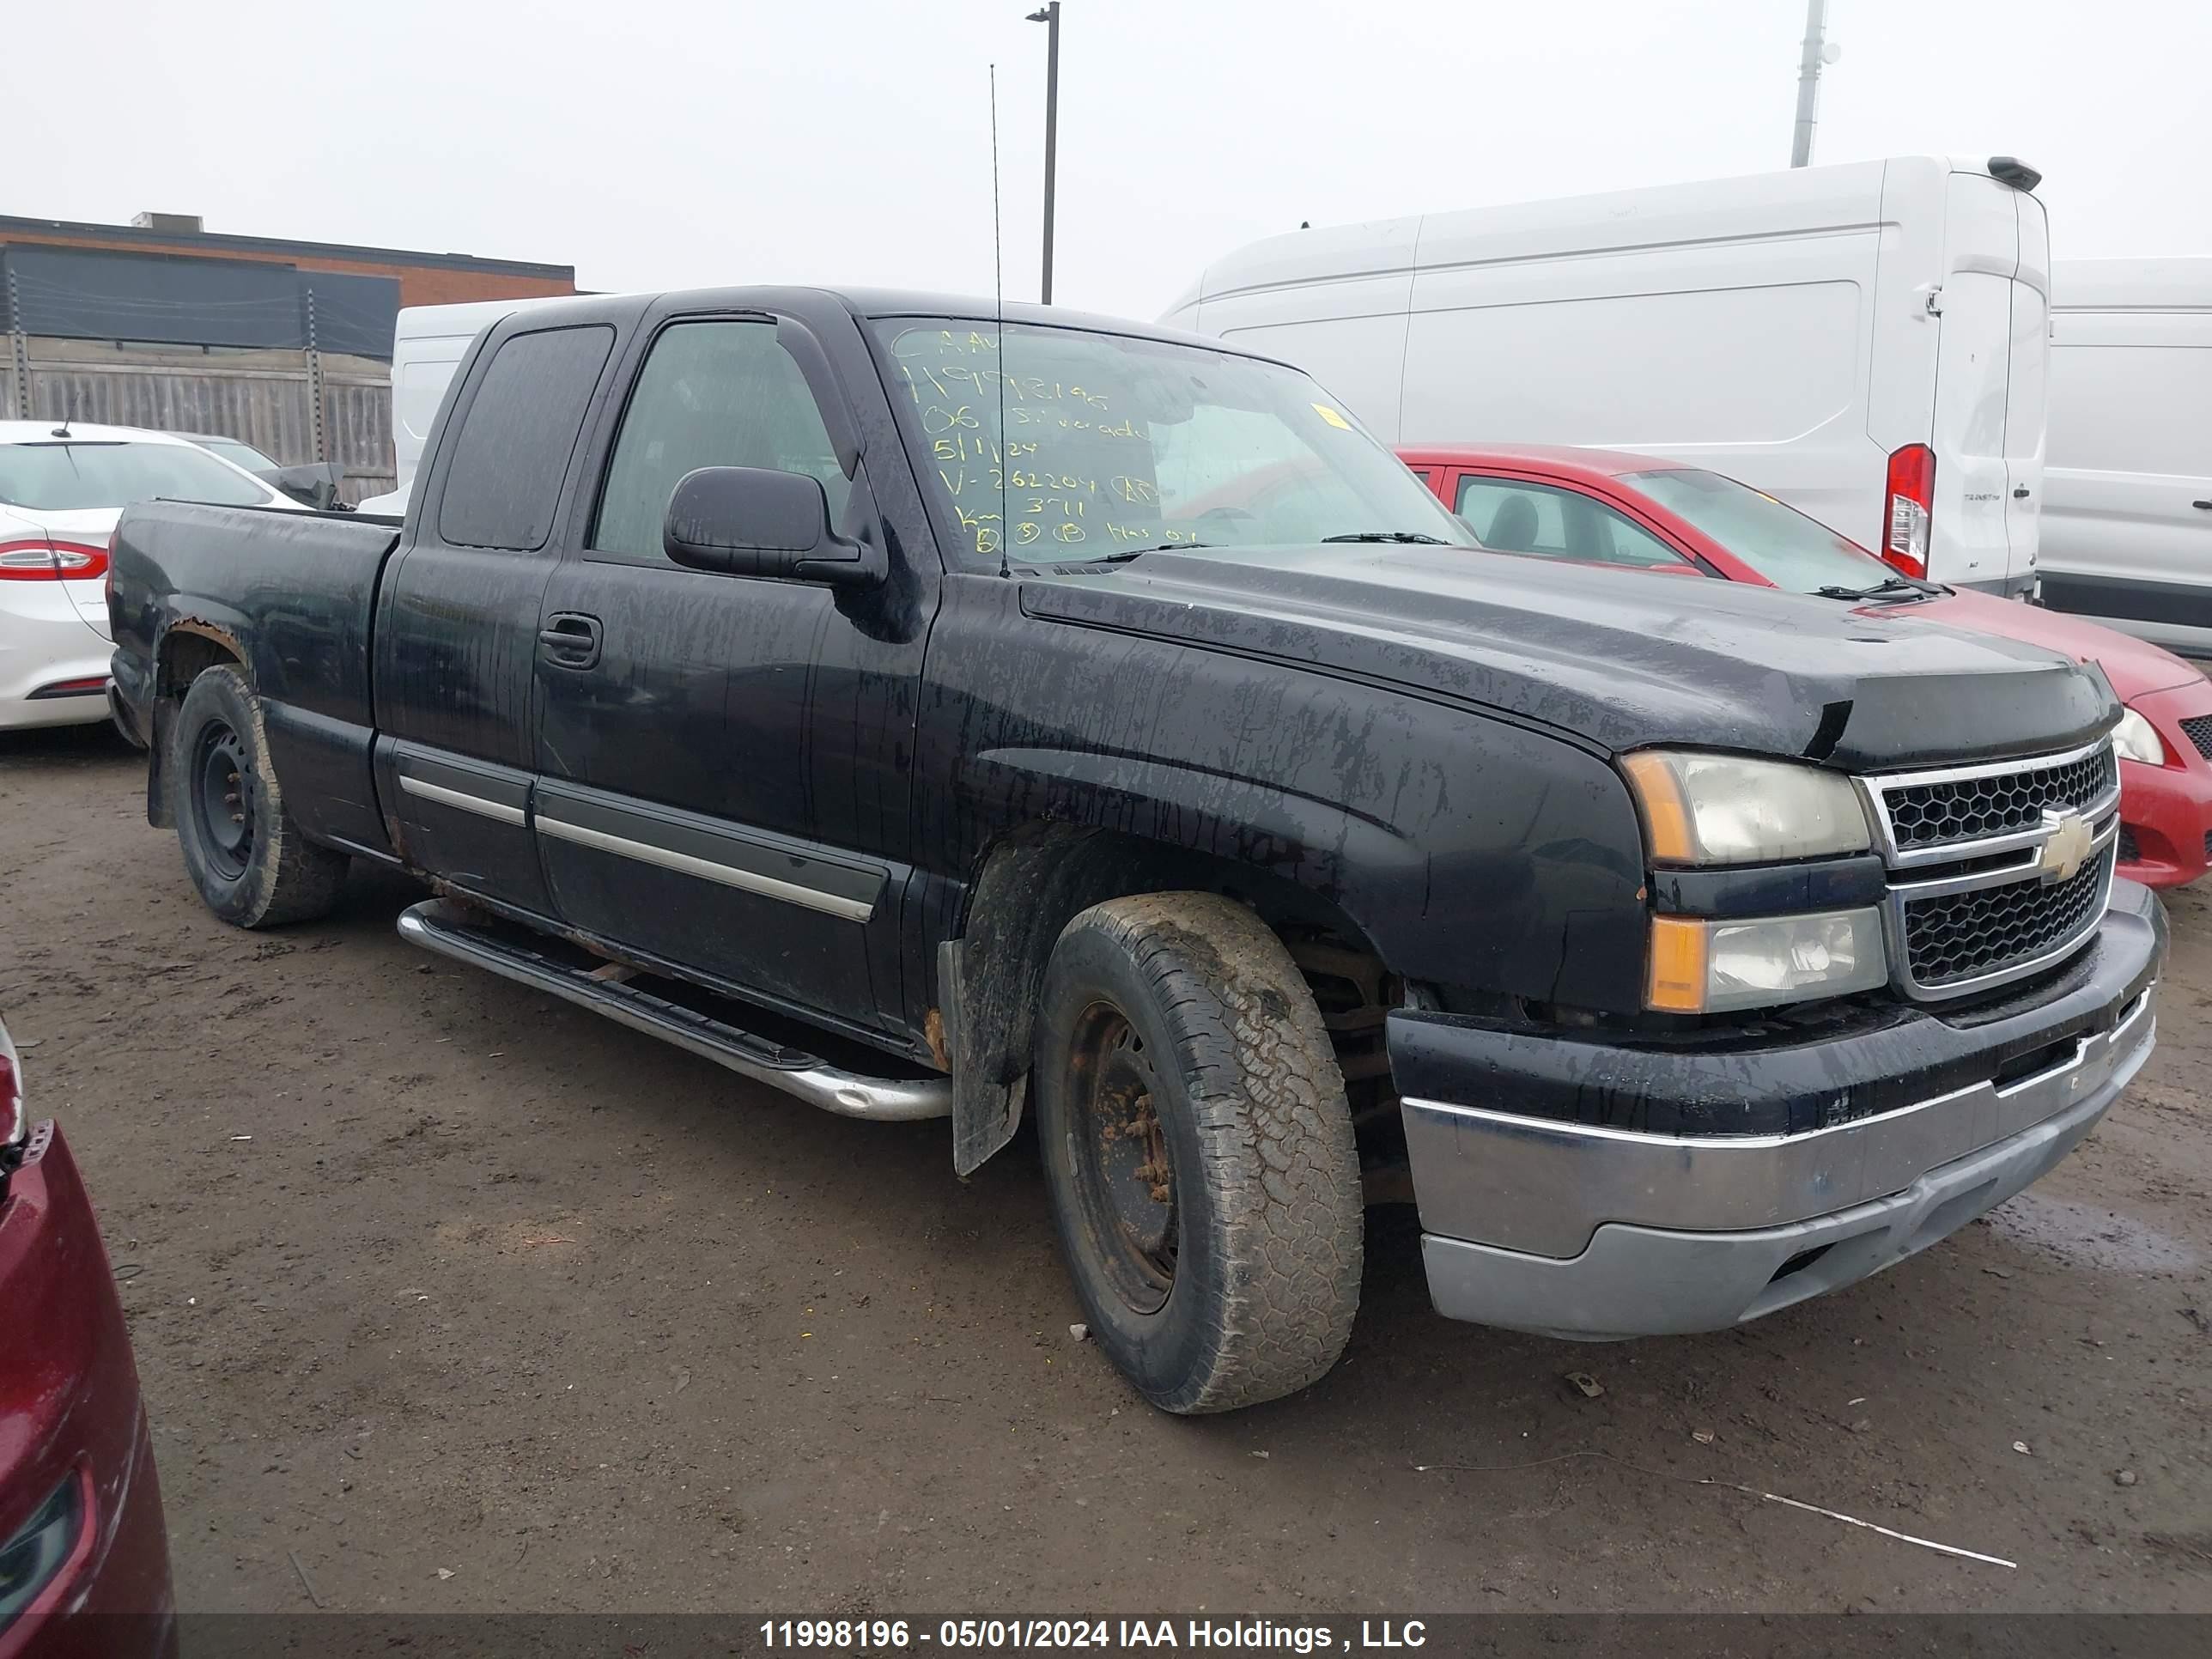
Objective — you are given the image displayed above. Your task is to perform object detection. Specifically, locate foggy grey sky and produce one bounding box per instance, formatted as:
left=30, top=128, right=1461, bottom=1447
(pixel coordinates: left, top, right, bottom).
left=16, top=1, right=2209, bottom=319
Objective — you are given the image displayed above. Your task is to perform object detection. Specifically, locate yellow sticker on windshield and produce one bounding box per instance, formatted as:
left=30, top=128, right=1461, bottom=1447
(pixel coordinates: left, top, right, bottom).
left=1310, top=403, right=1353, bottom=430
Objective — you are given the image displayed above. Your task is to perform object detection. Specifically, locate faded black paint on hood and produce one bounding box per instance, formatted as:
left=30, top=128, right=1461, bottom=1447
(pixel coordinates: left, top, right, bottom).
left=1018, top=545, right=2118, bottom=770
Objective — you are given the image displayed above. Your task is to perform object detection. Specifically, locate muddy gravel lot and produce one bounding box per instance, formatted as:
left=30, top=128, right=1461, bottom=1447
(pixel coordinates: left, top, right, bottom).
left=3, top=724, right=2209, bottom=1616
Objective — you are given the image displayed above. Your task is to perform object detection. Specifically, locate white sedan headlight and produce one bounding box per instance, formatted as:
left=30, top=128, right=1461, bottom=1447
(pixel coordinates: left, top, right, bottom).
left=2113, top=708, right=2168, bottom=767
left=1620, top=750, right=1872, bottom=865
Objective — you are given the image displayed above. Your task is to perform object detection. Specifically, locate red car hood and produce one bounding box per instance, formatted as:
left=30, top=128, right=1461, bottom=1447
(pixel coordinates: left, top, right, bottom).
left=1891, top=590, right=2206, bottom=700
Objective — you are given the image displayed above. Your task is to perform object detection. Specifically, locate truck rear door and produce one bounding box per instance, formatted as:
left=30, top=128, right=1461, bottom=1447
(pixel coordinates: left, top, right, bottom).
left=371, top=319, right=619, bottom=920
left=1930, top=170, right=2021, bottom=592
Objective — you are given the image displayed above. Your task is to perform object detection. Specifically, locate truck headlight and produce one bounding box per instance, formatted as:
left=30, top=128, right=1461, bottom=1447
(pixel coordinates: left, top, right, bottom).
left=2113, top=708, right=2168, bottom=767
left=1621, top=750, right=1871, bottom=865
left=1648, top=908, right=1888, bottom=1013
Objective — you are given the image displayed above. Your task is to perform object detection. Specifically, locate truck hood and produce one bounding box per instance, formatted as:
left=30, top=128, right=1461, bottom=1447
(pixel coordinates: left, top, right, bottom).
left=1018, top=545, right=2118, bottom=771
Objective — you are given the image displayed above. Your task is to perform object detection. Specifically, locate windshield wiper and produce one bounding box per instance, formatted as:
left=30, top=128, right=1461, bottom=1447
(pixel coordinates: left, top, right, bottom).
left=1321, top=531, right=1449, bottom=544
left=1040, top=544, right=1207, bottom=572
left=1814, top=574, right=1942, bottom=602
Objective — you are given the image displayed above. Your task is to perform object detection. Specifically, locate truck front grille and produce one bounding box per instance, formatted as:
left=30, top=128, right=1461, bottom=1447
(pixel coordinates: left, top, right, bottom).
left=1862, top=738, right=2121, bottom=1002
left=1901, top=848, right=2115, bottom=989
left=2179, top=713, right=2212, bottom=762
left=1882, top=746, right=2117, bottom=852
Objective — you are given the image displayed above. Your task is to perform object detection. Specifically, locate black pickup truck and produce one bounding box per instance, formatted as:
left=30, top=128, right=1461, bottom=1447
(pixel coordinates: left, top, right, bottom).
left=108, top=288, right=2164, bottom=1413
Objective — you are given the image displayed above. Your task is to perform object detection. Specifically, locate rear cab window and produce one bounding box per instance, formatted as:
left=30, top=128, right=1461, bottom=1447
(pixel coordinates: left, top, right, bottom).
left=436, top=325, right=616, bottom=551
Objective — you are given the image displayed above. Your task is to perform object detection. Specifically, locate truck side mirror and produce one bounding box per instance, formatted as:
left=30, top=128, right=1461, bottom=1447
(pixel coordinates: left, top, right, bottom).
left=662, top=466, right=880, bottom=587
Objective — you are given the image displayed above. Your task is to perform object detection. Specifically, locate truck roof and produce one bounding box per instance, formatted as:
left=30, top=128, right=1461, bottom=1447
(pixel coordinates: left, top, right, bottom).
left=472, top=287, right=1280, bottom=365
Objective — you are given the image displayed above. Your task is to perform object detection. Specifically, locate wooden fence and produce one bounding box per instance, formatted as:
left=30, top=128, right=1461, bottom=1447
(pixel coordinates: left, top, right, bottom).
left=1, top=336, right=395, bottom=503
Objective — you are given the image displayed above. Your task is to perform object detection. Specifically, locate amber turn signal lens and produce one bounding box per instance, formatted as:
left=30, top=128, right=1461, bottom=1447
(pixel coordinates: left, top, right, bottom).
left=1620, top=751, right=1697, bottom=864
left=1646, top=915, right=1711, bottom=1013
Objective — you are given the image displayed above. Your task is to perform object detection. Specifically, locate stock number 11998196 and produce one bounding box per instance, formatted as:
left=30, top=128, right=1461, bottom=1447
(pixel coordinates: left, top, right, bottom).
left=761, top=1620, right=1119, bottom=1649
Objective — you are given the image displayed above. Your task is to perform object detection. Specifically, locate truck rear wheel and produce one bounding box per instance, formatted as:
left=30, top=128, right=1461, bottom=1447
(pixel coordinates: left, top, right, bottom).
left=169, top=665, right=349, bottom=927
left=1033, top=892, right=1364, bottom=1413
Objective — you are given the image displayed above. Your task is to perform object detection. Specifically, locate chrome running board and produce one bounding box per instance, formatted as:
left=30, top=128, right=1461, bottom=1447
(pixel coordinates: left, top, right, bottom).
left=395, top=898, right=950, bottom=1121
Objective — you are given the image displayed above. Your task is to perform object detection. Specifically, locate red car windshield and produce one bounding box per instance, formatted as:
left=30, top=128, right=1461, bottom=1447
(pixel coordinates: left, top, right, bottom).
left=1626, top=468, right=1896, bottom=593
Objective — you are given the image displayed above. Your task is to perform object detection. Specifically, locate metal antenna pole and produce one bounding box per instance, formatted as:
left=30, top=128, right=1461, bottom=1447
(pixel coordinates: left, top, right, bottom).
left=1027, top=3, right=1060, bottom=303
left=1791, top=0, right=1829, bottom=168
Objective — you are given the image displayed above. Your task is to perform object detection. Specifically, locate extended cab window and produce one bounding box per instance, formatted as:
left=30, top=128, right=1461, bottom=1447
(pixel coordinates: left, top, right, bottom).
left=1456, top=477, right=1686, bottom=569
left=592, top=320, right=851, bottom=561
left=437, top=325, right=614, bottom=551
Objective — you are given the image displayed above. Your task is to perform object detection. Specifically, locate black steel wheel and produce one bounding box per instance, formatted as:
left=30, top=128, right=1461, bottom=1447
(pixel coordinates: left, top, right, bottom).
left=189, top=718, right=256, bottom=880
left=1062, top=1003, right=1180, bottom=1316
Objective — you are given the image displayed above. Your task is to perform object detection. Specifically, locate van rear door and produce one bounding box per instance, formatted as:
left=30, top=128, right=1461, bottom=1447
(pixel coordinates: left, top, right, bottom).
left=1929, top=170, right=2021, bottom=592
left=2002, top=191, right=2052, bottom=592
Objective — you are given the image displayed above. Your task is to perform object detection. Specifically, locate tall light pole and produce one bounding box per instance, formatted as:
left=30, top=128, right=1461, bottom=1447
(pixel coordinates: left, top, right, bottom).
left=1790, top=0, right=1839, bottom=168
left=1026, top=3, right=1060, bottom=303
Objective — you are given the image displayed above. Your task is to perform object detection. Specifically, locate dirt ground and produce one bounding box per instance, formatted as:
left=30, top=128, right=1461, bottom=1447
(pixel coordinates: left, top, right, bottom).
left=3, top=723, right=2208, bottom=1617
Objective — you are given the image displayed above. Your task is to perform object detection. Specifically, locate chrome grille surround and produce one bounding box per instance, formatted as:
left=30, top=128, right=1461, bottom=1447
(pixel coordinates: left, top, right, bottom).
left=1859, top=737, right=2122, bottom=1002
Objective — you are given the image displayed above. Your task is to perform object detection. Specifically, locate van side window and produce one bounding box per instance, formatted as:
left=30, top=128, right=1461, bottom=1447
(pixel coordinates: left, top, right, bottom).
left=437, top=325, right=615, bottom=551
left=1457, top=477, right=1686, bottom=569
left=592, top=319, right=852, bottom=562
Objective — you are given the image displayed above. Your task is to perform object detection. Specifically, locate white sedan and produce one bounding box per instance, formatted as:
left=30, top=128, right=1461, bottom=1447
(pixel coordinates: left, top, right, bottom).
left=1, top=422, right=301, bottom=732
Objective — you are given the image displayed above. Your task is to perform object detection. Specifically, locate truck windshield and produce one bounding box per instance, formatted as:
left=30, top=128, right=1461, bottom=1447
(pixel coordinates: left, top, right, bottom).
left=1625, top=468, right=1899, bottom=593
left=0, top=441, right=272, bottom=512
left=872, top=319, right=1470, bottom=564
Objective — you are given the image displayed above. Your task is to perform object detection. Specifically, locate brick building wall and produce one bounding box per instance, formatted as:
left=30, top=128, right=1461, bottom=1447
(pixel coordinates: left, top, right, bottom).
left=0, top=215, right=575, bottom=310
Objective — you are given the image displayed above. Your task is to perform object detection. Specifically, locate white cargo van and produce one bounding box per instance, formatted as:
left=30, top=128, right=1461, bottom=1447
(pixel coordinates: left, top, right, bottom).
left=2039, top=258, right=2212, bottom=657
left=1163, top=155, right=2051, bottom=595
left=355, top=295, right=567, bottom=515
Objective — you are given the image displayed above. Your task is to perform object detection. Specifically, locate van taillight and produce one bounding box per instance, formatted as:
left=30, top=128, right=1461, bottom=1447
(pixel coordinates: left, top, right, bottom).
left=1882, top=444, right=1936, bottom=580
left=0, top=537, right=112, bottom=582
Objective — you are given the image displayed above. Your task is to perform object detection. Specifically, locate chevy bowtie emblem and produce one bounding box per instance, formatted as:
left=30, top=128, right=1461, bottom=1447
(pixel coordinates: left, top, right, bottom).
left=2037, top=810, right=2094, bottom=884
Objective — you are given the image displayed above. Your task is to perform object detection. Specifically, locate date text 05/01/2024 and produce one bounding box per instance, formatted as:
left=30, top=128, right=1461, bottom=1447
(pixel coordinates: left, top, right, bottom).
left=757, top=1620, right=1431, bottom=1651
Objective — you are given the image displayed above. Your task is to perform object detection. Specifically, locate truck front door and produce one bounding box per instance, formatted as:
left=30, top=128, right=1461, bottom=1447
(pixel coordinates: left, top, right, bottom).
left=533, top=307, right=933, bottom=1042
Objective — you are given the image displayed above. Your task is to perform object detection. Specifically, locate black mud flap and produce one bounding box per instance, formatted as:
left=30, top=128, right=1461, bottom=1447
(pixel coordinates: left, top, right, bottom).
left=944, top=938, right=1026, bottom=1176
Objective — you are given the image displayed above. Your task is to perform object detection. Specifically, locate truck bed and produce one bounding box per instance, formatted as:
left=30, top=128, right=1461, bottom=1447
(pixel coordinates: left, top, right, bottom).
left=108, top=500, right=404, bottom=854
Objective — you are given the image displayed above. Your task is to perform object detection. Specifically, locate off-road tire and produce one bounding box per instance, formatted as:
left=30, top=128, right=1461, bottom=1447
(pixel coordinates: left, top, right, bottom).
left=1033, top=891, right=1364, bottom=1413
left=169, top=665, right=349, bottom=927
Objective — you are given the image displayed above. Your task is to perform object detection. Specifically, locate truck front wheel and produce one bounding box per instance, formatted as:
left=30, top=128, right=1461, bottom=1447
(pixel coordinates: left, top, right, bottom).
left=1033, top=893, right=1364, bottom=1413
left=169, top=665, right=349, bottom=927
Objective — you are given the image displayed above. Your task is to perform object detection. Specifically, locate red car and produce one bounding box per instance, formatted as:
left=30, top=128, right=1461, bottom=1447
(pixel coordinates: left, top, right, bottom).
left=1402, top=446, right=2212, bottom=890
left=0, top=1018, right=174, bottom=1659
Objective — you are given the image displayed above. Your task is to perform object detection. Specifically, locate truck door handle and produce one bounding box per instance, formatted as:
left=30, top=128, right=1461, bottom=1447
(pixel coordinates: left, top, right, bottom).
left=2194, top=500, right=2212, bottom=511
left=538, top=612, right=603, bottom=669
left=2013, top=486, right=2032, bottom=499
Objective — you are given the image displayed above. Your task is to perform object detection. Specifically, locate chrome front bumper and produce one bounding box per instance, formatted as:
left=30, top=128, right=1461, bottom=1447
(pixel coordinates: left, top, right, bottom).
left=1404, top=986, right=2156, bottom=1340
